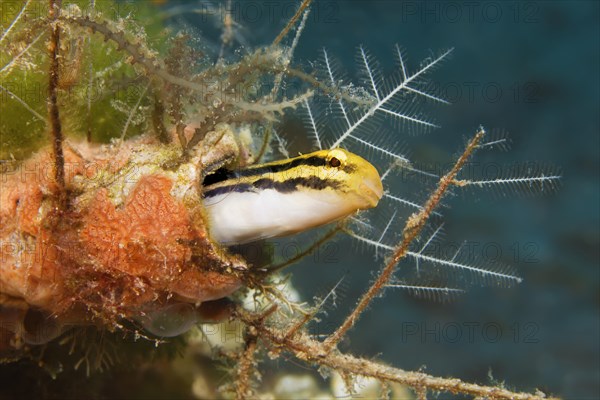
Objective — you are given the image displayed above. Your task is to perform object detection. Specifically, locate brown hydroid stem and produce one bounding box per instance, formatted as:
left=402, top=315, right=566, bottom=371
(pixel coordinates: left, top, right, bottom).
left=235, top=328, right=258, bottom=400
left=323, top=128, right=486, bottom=352
left=272, top=0, right=312, bottom=46
left=237, top=306, right=554, bottom=400
left=48, top=0, right=66, bottom=206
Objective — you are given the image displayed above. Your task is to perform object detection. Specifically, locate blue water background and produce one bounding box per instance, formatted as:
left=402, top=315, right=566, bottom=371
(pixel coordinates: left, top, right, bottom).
left=173, top=1, right=599, bottom=398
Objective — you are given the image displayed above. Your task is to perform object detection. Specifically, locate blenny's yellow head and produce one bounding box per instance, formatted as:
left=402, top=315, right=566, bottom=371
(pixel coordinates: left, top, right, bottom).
left=202, top=148, right=383, bottom=245
left=308, top=148, right=384, bottom=208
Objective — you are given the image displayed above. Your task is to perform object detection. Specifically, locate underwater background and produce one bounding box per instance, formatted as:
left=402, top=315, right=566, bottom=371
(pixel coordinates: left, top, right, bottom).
left=203, top=1, right=597, bottom=398
left=0, top=0, right=597, bottom=399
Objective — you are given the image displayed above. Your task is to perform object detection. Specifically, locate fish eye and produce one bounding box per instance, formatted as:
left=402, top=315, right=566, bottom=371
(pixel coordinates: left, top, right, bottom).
left=328, top=157, right=341, bottom=168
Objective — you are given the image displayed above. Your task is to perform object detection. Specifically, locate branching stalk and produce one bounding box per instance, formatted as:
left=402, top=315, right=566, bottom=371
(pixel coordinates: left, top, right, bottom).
left=323, top=128, right=486, bottom=351
left=272, top=0, right=313, bottom=46
left=236, top=306, right=554, bottom=400
left=235, top=328, right=258, bottom=400
left=48, top=0, right=66, bottom=207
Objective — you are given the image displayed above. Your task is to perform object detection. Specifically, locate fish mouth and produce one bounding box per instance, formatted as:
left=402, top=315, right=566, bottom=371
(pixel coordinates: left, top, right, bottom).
left=359, top=173, right=384, bottom=208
